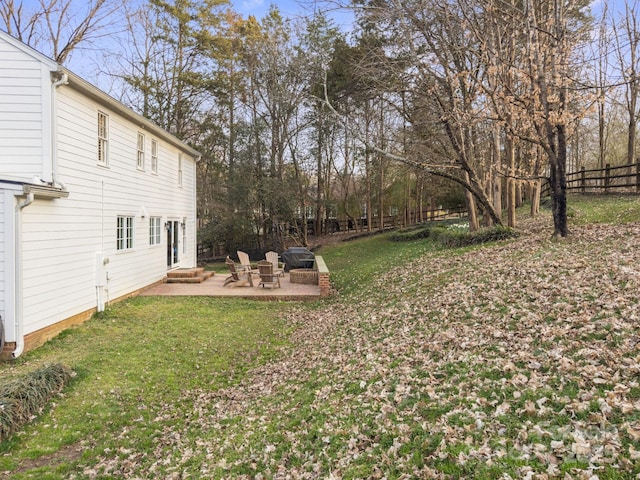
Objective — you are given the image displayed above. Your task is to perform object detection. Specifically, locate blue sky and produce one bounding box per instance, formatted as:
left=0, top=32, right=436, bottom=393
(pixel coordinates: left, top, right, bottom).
left=231, top=0, right=301, bottom=19
left=230, top=0, right=354, bottom=31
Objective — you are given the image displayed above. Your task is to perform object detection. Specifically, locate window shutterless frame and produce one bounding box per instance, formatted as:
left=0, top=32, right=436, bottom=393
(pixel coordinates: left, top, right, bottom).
left=97, top=111, right=108, bottom=166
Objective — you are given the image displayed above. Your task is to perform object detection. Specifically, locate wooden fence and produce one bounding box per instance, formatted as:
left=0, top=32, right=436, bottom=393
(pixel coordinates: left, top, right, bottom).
left=306, top=205, right=468, bottom=236
left=197, top=206, right=468, bottom=260
left=542, top=162, right=640, bottom=196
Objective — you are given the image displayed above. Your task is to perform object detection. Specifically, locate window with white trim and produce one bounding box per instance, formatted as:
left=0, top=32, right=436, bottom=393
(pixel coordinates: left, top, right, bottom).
left=178, top=153, right=183, bottom=187
left=117, top=216, right=134, bottom=250
left=98, top=111, right=108, bottom=166
left=137, top=132, right=145, bottom=170
left=151, top=139, right=158, bottom=174
left=149, top=216, right=161, bottom=245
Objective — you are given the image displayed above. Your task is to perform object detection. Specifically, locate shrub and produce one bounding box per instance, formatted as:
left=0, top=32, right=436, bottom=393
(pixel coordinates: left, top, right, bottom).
left=389, top=220, right=461, bottom=242
left=389, top=226, right=432, bottom=241
left=431, top=224, right=520, bottom=247
left=391, top=223, right=519, bottom=247
left=0, top=363, right=74, bottom=440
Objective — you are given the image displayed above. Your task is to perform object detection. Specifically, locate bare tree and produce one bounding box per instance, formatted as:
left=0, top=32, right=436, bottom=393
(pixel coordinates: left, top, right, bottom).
left=344, top=0, right=503, bottom=229
left=0, top=0, right=121, bottom=64
left=594, top=4, right=611, bottom=171
left=612, top=0, right=640, bottom=169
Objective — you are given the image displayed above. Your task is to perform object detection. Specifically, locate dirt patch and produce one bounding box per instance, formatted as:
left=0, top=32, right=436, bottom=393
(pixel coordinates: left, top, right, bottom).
left=2, top=443, right=85, bottom=477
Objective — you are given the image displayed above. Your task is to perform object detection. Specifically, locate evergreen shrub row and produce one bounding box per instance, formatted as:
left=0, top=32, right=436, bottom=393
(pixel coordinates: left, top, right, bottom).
left=0, top=363, right=74, bottom=440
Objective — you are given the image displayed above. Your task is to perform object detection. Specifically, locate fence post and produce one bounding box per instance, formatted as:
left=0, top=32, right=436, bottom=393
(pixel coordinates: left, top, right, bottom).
left=605, top=164, right=610, bottom=191
left=636, top=160, right=640, bottom=193
left=581, top=166, right=586, bottom=193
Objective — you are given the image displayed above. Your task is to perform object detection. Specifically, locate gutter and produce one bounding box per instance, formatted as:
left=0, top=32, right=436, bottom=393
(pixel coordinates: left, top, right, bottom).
left=10, top=72, right=68, bottom=359
left=51, top=71, right=69, bottom=191
left=13, top=192, right=34, bottom=359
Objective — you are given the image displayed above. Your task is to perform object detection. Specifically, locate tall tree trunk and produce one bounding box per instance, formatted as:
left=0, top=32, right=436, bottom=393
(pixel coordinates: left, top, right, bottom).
left=550, top=123, right=569, bottom=237
left=506, top=135, right=517, bottom=228
left=464, top=171, right=479, bottom=231
left=491, top=125, right=502, bottom=224
left=316, top=112, right=324, bottom=237
left=530, top=179, right=541, bottom=217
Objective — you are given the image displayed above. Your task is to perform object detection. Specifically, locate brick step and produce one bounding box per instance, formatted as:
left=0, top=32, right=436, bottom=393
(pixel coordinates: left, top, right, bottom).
left=167, top=267, right=205, bottom=278
left=166, top=269, right=214, bottom=283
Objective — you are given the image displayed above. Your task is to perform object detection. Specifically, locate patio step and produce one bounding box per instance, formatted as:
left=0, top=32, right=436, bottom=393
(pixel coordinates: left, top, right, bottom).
left=166, top=267, right=214, bottom=284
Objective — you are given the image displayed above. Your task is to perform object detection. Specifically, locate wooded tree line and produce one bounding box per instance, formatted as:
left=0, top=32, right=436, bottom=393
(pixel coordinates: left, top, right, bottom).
left=2, top=0, right=640, bottom=247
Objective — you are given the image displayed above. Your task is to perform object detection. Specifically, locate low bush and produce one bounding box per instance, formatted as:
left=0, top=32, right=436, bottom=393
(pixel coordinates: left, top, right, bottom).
left=0, top=363, right=74, bottom=441
left=390, top=222, right=519, bottom=247
left=389, top=220, right=461, bottom=242
left=389, top=226, right=432, bottom=241
left=430, top=224, right=520, bottom=247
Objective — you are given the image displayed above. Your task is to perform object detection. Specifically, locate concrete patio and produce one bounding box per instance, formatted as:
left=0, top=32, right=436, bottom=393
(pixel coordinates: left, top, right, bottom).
left=140, top=269, right=323, bottom=301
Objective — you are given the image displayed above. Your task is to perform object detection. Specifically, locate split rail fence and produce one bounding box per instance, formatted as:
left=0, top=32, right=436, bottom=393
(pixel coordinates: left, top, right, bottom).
left=541, top=162, right=640, bottom=197
left=306, top=206, right=468, bottom=236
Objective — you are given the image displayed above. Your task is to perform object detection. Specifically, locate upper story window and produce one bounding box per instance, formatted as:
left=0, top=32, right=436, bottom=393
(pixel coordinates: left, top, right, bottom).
left=151, top=139, right=158, bottom=174
left=97, top=111, right=108, bottom=166
left=117, top=216, right=134, bottom=251
left=178, top=153, right=183, bottom=187
left=137, top=132, right=145, bottom=171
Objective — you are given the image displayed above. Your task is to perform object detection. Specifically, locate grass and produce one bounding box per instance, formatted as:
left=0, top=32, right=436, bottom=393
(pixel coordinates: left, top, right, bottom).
left=562, top=193, right=640, bottom=225
left=2, top=194, right=640, bottom=478
left=0, top=297, right=292, bottom=476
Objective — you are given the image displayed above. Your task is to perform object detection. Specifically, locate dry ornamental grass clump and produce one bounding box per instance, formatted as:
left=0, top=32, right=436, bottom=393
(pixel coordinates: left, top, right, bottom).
left=0, top=363, right=73, bottom=441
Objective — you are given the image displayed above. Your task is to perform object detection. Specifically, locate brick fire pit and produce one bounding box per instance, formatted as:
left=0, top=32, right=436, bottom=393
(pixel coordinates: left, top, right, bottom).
left=289, top=268, right=318, bottom=285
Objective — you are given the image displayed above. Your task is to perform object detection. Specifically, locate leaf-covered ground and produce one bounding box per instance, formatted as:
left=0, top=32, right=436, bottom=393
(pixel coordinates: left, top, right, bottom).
left=84, top=217, right=640, bottom=479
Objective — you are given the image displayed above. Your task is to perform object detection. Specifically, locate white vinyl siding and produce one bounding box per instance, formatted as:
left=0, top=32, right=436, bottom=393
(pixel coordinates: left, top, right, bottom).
left=1, top=31, right=198, bottom=340
left=0, top=190, right=5, bottom=321
left=36, top=85, right=198, bottom=312
left=178, top=153, right=183, bottom=187
left=97, top=111, right=108, bottom=166
left=0, top=40, right=53, bottom=180
left=137, top=132, right=145, bottom=171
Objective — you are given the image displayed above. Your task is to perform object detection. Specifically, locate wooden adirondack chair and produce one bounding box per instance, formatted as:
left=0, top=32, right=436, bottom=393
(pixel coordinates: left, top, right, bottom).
left=236, top=250, right=255, bottom=274
left=223, top=256, right=253, bottom=287
left=257, top=260, right=281, bottom=289
left=265, top=251, right=284, bottom=277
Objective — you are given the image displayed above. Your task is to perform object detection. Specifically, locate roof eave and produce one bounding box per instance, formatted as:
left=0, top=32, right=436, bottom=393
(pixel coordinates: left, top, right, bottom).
left=60, top=68, right=201, bottom=160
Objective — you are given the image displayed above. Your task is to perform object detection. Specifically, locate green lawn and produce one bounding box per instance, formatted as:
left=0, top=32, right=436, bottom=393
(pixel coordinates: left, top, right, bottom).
left=0, top=297, right=293, bottom=477
left=2, top=194, right=640, bottom=478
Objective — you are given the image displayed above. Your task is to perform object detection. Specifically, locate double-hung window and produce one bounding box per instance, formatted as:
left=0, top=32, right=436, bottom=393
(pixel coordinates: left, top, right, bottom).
left=117, top=216, right=134, bottom=251
left=151, top=139, right=158, bottom=174
left=137, top=132, right=145, bottom=170
left=149, top=217, right=161, bottom=245
left=98, top=111, right=108, bottom=166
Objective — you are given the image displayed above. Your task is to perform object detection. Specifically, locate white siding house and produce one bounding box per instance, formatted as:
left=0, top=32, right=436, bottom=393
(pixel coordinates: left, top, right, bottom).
left=0, top=31, right=200, bottom=358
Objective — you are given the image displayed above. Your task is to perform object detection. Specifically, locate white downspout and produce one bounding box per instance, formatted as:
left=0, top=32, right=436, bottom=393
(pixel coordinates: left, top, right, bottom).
left=51, top=72, right=68, bottom=190
left=13, top=192, right=34, bottom=359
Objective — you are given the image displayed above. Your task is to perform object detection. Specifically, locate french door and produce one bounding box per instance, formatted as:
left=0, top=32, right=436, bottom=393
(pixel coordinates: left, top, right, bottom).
left=166, top=220, right=179, bottom=268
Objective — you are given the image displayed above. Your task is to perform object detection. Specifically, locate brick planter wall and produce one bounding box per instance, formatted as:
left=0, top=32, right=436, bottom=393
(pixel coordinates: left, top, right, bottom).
left=314, top=256, right=331, bottom=297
